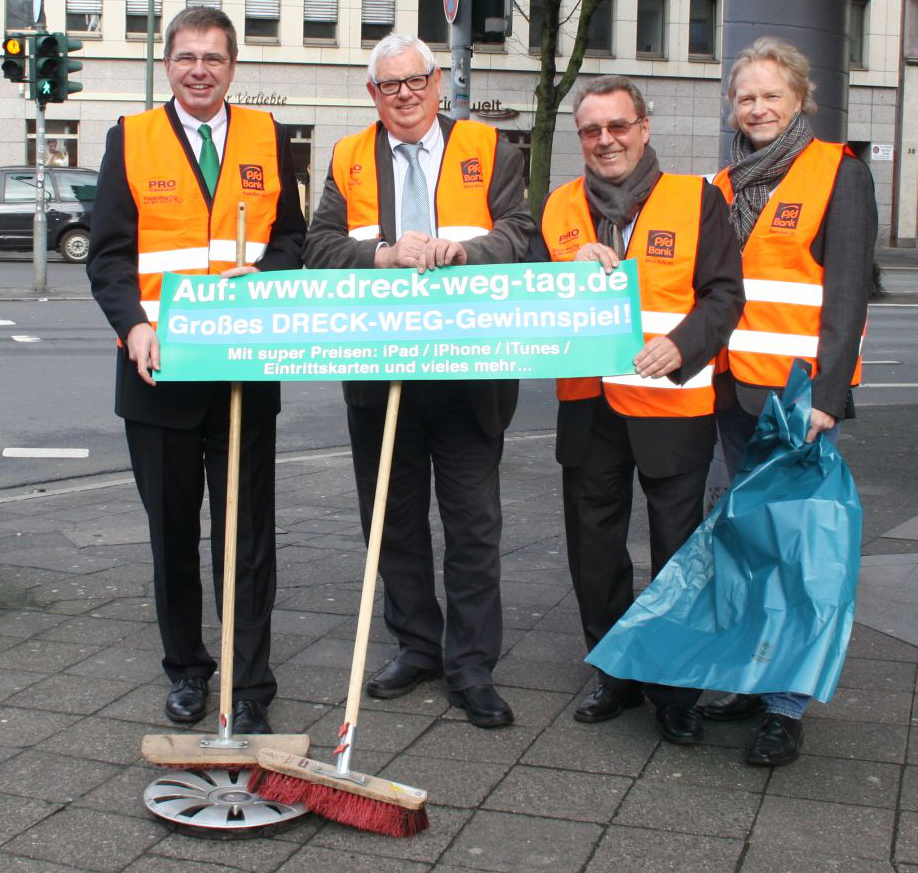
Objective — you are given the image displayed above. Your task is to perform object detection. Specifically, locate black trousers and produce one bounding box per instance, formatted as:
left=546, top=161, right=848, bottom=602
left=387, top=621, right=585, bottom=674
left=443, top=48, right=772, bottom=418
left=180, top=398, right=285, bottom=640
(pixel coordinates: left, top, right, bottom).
left=347, top=381, right=504, bottom=691
left=125, top=393, right=278, bottom=706
left=562, top=400, right=707, bottom=707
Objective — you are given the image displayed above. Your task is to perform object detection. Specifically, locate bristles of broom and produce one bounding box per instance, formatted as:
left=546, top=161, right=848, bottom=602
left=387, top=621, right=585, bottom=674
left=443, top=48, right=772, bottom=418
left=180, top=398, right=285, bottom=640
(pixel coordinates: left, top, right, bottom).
left=248, top=767, right=429, bottom=837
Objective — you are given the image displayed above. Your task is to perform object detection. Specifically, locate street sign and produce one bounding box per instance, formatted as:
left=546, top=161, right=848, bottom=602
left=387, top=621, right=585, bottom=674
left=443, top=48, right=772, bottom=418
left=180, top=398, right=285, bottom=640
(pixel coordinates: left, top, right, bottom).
left=444, top=0, right=458, bottom=24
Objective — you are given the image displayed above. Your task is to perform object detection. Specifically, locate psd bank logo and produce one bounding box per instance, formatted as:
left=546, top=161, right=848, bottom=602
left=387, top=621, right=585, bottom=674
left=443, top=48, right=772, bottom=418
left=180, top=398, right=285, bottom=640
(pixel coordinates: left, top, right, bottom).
left=772, top=202, right=802, bottom=230
left=646, top=229, right=675, bottom=260
left=239, top=164, right=265, bottom=191
left=461, top=157, right=483, bottom=185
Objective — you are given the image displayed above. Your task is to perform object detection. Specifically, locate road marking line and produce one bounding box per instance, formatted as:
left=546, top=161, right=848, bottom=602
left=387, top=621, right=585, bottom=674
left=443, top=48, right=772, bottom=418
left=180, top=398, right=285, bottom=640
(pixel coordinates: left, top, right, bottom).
left=10, top=335, right=41, bottom=343
left=0, top=319, right=15, bottom=326
left=863, top=360, right=900, bottom=364
left=861, top=383, right=918, bottom=388
left=3, top=448, right=90, bottom=458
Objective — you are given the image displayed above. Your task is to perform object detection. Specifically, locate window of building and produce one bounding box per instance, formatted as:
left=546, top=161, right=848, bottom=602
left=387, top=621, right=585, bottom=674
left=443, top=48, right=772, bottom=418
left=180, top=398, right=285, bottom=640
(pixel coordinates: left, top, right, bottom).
left=362, top=0, right=395, bottom=42
left=186, top=0, right=223, bottom=7
left=529, top=0, right=544, bottom=51
left=636, top=0, right=665, bottom=57
left=246, top=0, right=280, bottom=39
left=288, top=125, right=314, bottom=221
left=688, top=0, right=715, bottom=58
left=66, top=0, right=102, bottom=36
left=585, top=0, right=614, bottom=56
left=304, top=0, right=337, bottom=41
left=472, top=0, right=508, bottom=46
left=418, top=0, right=449, bottom=46
left=126, top=0, right=162, bottom=39
left=849, top=0, right=868, bottom=69
left=6, top=0, right=43, bottom=30
left=27, top=120, right=80, bottom=167
left=498, top=129, right=531, bottom=197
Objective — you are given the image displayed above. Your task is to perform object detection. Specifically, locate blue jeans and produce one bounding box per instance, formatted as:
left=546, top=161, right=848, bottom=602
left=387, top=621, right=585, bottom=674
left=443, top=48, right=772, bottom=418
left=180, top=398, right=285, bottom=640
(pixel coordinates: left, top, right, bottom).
left=716, top=402, right=840, bottom=720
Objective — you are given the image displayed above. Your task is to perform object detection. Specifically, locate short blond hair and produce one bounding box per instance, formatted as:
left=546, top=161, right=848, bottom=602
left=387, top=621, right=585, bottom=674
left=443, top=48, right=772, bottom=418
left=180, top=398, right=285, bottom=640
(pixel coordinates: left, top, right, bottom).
left=726, top=36, right=817, bottom=128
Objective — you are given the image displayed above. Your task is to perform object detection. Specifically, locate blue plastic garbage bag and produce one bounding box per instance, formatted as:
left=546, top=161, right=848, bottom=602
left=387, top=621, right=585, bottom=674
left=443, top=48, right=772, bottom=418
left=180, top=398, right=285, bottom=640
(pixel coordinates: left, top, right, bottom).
left=585, top=361, right=861, bottom=703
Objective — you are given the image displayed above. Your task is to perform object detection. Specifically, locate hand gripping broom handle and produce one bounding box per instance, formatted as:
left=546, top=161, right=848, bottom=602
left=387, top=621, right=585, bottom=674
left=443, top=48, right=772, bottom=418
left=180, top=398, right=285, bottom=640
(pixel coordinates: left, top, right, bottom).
left=216, top=202, right=247, bottom=743
left=336, top=380, right=402, bottom=776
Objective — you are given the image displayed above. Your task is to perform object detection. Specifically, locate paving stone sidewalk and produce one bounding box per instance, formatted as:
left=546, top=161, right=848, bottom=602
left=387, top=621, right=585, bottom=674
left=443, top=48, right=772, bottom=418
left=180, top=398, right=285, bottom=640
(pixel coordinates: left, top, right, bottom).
left=0, top=432, right=916, bottom=873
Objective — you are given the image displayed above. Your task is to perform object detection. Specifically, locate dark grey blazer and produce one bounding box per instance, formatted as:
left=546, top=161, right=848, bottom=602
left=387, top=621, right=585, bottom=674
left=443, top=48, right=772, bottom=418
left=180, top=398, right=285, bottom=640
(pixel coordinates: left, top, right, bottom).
left=303, top=114, right=535, bottom=437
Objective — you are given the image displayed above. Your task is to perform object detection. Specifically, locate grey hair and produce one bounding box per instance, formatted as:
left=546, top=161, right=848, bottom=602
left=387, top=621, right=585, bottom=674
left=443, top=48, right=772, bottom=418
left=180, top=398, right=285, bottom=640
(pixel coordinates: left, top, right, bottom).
left=367, top=34, right=436, bottom=82
left=727, top=36, right=817, bottom=127
left=164, top=7, right=238, bottom=61
left=572, top=75, right=647, bottom=123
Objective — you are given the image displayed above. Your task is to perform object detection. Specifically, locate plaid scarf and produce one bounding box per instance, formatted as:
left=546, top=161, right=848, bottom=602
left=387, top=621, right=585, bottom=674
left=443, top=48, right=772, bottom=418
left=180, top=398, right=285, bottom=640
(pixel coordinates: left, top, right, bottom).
left=728, top=112, right=815, bottom=248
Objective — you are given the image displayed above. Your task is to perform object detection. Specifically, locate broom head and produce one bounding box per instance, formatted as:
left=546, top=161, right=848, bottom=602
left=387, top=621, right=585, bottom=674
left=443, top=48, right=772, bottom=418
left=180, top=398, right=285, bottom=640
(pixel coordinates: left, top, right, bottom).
left=142, top=733, right=311, bottom=769
left=249, top=747, right=429, bottom=837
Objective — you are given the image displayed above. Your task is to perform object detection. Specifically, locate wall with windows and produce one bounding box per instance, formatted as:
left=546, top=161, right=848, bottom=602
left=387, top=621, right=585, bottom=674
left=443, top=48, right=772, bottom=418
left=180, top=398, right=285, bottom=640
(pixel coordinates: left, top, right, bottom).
left=0, top=0, right=904, bottom=242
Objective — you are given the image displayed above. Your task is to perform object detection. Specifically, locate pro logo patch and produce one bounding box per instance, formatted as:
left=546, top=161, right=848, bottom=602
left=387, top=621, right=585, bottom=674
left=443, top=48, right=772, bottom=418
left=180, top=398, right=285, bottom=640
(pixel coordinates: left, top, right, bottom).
left=148, top=178, right=176, bottom=190
left=646, top=229, right=675, bottom=260
left=461, top=157, right=483, bottom=185
left=771, top=202, right=802, bottom=230
left=239, top=164, right=265, bottom=191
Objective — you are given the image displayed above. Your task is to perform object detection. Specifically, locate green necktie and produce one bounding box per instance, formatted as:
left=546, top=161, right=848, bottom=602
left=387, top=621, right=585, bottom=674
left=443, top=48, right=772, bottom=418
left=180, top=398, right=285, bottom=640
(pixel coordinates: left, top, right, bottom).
left=198, top=123, right=220, bottom=195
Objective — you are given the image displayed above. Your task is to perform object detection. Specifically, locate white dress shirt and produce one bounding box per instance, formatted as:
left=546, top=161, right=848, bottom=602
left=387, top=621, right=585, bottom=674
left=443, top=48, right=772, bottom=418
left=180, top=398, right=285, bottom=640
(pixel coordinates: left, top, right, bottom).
left=387, top=118, right=443, bottom=238
left=173, top=100, right=228, bottom=164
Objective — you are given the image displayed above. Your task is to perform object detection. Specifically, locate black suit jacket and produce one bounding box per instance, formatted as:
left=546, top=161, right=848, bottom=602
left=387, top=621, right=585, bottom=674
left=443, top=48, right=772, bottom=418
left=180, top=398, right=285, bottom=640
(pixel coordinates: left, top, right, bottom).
left=531, top=177, right=745, bottom=478
left=303, top=115, right=535, bottom=437
left=87, top=100, right=306, bottom=428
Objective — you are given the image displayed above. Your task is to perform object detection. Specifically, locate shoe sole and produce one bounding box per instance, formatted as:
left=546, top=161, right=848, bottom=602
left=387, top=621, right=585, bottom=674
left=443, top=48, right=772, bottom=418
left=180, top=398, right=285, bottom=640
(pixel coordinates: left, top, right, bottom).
left=163, top=707, right=206, bottom=724
left=448, top=692, right=514, bottom=728
left=573, top=696, right=644, bottom=724
left=365, top=671, right=443, bottom=700
left=660, top=730, right=704, bottom=745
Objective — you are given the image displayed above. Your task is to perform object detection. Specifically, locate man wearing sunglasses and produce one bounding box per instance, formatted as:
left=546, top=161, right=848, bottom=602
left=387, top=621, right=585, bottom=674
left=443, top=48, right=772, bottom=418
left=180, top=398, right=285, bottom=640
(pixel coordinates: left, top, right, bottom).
left=305, top=34, right=533, bottom=728
left=88, top=7, right=305, bottom=735
left=530, top=75, right=744, bottom=745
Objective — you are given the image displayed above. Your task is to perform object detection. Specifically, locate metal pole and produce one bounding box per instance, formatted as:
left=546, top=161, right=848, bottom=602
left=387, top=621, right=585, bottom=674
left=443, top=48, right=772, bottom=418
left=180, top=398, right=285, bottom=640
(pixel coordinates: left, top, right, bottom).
left=449, top=0, right=471, bottom=120
left=33, top=99, right=47, bottom=294
left=145, top=0, right=155, bottom=110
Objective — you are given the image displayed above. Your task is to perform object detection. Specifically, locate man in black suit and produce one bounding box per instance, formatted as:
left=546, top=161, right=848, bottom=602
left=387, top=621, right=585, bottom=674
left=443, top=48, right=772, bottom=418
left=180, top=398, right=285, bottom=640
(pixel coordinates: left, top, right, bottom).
left=531, top=75, right=744, bottom=744
left=304, top=34, right=533, bottom=727
left=702, top=37, right=876, bottom=767
left=87, top=7, right=305, bottom=733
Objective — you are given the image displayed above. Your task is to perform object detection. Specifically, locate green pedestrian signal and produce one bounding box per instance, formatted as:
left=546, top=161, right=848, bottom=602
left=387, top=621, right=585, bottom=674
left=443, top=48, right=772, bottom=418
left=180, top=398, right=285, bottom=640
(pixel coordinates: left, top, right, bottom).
left=30, top=32, right=82, bottom=105
left=2, top=35, right=27, bottom=83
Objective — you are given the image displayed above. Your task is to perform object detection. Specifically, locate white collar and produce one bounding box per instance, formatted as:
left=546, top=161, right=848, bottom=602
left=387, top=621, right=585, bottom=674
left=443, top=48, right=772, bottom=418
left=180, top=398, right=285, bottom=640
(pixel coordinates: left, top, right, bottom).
left=386, top=117, right=441, bottom=156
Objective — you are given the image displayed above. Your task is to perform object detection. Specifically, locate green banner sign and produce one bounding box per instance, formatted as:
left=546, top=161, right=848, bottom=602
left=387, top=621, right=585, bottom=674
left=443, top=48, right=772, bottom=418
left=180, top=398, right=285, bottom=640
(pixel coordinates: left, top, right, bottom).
left=155, top=260, right=643, bottom=382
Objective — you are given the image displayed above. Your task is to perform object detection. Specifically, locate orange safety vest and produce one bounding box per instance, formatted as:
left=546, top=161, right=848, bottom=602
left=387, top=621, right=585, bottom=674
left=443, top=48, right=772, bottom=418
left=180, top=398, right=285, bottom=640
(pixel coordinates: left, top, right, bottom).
left=330, top=119, right=495, bottom=242
left=541, top=174, right=714, bottom=418
left=123, top=104, right=281, bottom=327
left=713, top=139, right=863, bottom=387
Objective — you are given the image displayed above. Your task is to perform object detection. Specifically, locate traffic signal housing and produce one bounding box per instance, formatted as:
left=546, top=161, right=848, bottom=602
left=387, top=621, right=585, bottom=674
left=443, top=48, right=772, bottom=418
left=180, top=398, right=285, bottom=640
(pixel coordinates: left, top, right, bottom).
left=32, top=32, right=83, bottom=105
left=2, top=35, right=27, bottom=83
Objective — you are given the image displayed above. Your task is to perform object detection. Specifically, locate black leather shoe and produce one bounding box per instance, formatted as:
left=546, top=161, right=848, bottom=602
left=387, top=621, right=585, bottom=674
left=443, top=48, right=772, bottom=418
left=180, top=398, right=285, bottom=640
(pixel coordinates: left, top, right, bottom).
left=702, top=693, right=765, bottom=722
left=448, top=684, right=514, bottom=728
left=657, top=703, right=704, bottom=745
left=574, top=686, right=644, bottom=723
left=233, top=699, right=272, bottom=734
left=746, top=714, right=803, bottom=766
left=366, top=660, right=443, bottom=699
left=164, top=677, right=208, bottom=723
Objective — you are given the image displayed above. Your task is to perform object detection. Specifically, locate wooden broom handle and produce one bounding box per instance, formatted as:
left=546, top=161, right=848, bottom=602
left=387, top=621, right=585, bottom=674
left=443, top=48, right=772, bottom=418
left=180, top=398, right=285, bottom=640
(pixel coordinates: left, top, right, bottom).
left=344, top=380, right=402, bottom=726
left=218, top=202, right=247, bottom=727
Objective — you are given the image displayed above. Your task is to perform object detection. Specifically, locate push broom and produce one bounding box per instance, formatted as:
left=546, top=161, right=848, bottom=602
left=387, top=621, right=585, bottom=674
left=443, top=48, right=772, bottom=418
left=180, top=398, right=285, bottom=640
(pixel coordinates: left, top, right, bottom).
left=141, top=202, right=310, bottom=770
left=248, top=380, right=430, bottom=837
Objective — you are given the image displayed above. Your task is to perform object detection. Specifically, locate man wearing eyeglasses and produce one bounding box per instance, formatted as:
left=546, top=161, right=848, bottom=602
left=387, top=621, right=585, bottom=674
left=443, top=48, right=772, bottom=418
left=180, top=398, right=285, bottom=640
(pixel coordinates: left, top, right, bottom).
left=530, top=75, right=744, bottom=744
left=305, top=34, right=533, bottom=728
left=87, top=7, right=305, bottom=734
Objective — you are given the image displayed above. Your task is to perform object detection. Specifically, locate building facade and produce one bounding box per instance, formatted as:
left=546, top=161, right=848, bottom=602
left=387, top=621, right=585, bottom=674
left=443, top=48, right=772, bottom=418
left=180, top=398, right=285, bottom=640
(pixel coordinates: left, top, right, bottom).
left=0, top=0, right=908, bottom=244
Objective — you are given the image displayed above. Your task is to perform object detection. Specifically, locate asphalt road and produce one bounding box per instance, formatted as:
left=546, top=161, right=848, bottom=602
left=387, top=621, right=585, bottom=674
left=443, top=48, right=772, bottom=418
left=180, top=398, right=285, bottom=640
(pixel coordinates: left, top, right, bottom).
left=1, top=262, right=916, bottom=499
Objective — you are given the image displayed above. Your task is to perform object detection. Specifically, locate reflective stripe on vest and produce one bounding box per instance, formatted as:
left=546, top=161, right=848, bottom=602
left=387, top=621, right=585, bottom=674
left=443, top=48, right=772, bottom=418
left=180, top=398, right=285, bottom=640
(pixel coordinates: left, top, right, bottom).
left=124, top=105, right=280, bottom=327
left=332, top=119, right=496, bottom=243
left=713, top=139, right=864, bottom=387
left=541, top=174, right=714, bottom=418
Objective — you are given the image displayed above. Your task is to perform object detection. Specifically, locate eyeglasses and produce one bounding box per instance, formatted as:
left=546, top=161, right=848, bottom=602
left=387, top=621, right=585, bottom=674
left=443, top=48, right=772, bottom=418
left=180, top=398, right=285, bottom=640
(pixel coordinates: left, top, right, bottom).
left=167, top=53, right=230, bottom=70
left=372, top=72, right=434, bottom=96
left=577, top=118, right=645, bottom=142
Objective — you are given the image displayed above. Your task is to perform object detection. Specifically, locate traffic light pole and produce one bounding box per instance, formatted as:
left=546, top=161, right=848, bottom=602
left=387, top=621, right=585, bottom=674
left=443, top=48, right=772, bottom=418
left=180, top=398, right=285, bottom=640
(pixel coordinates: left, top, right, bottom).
left=33, top=99, right=47, bottom=294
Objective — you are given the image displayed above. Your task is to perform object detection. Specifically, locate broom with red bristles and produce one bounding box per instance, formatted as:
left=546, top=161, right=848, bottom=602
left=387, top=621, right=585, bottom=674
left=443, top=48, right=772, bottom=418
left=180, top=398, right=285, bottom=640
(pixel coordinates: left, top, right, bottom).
left=248, top=381, right=429, bottom=837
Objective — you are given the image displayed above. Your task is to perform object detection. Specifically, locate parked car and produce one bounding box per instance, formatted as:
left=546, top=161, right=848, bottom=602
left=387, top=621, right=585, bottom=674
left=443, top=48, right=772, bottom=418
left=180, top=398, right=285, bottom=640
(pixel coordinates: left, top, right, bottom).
left=0, top=166, right=97, bottom=264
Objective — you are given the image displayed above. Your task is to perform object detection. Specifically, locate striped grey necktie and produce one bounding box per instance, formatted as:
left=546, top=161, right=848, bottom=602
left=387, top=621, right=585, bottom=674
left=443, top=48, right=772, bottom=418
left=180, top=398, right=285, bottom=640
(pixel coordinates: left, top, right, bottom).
left=396, top=142, right=432, bottom=235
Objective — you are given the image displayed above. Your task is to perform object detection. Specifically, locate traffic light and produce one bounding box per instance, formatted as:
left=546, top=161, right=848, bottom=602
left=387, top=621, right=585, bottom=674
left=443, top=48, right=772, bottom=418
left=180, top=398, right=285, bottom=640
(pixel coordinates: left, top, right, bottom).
left=31, top=32, right=82, bottom=105
left=2, top=35, right=26, bottom=83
